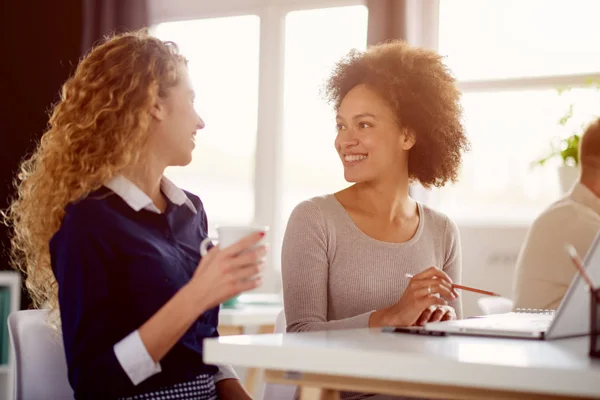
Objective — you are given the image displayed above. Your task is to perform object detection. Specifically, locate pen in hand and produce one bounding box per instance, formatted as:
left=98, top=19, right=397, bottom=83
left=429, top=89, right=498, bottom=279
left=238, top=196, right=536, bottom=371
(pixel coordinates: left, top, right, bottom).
left=405, top=273, right=500, bottom=297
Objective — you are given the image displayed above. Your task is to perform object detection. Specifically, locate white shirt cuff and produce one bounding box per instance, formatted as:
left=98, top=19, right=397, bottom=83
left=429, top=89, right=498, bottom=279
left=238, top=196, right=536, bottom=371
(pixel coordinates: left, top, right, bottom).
left=114, top=330, right=162, bottom=385
left=214, top=364, right=239, bottom=383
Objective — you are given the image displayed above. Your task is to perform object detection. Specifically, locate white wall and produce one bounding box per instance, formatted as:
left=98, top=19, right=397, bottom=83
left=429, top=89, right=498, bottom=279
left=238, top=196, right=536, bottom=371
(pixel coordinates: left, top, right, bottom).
left=458, top=224, right=528, bottom=317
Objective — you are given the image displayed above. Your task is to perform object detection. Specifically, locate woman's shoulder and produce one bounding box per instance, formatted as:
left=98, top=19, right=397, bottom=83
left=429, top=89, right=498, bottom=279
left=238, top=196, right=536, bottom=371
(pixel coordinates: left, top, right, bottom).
left=50, top=189, right=117, bottom=255
left=289, top=194, right=340, bottom=222
left=283, top=195, right=344, bottom=251
left=57, top=188, right=116, bottom=234
left=182, top=189, right=201, bottom=206
left=181, top=189, right=207, bottom=215
left=65, top=186, right=114, bottom=216
left=420, top=203, right=459, bottom=236
left=285, top=195, right=348, bottom=238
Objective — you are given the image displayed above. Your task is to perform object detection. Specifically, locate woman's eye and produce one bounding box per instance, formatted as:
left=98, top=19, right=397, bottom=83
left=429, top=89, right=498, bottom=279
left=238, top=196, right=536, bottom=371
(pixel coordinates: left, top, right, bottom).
left=335, top=123, right=345, bottom=131
left=359, top=122, right=371, bottom=129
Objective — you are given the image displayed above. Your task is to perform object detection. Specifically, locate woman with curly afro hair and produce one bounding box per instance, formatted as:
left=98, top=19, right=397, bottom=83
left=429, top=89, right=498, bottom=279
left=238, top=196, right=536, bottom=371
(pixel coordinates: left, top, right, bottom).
left=4, top=30, right=265, bottom=400
left=282, top=41, right=469, bottom=398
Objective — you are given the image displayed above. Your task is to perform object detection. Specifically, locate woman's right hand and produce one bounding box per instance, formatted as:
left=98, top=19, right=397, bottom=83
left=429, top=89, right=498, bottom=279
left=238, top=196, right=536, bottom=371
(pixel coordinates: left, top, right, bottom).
left=369, top=266, right=459, bottom=327
left=187, top=231, right=268, bottom=310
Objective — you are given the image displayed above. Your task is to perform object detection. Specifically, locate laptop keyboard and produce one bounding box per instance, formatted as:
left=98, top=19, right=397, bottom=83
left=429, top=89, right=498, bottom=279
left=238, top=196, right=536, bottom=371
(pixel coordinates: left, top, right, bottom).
left=457, top=313, right=554, bottom=332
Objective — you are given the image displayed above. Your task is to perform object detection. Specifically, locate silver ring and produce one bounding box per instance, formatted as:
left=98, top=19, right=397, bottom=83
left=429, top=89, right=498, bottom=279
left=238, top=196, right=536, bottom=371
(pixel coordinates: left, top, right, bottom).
left=428, top=285, right=432, bottom=295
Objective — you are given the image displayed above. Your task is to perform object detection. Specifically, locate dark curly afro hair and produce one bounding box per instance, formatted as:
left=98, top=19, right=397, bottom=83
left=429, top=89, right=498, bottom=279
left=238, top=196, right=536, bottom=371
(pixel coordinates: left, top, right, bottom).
left=325, top=40, right=470, bottom=188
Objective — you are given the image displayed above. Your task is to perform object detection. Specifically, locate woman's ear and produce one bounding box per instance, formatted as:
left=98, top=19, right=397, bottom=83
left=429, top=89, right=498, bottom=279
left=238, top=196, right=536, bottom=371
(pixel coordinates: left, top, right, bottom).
left=150, top=97, right=166, bottom=122
left=401, top=129, right=416, bottom=151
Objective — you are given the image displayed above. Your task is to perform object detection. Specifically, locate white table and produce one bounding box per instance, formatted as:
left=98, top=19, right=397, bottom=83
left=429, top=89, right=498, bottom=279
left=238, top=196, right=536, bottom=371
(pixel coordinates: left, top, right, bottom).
left=204, top=328, right=600, bottom=400
left=218, top=305, right=282, bottom=335
left=218, top=303, right=282, bottom=395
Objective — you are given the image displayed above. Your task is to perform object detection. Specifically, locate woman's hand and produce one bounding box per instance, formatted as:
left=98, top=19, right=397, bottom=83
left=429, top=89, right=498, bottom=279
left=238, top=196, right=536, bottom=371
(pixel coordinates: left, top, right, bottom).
left=138, top=231, right=268, bottom=365
left=187, top=231, right=268, bottom=310
left=369, top=266, right=459, bottom=327
left=415, top=305, right=457, bottom=326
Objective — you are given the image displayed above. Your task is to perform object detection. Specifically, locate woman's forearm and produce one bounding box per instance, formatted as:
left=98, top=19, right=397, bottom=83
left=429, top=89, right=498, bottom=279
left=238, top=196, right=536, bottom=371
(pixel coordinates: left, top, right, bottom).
left=138, top=284, right=207, bottom=363
left=216, top=378, right=252, bottom=400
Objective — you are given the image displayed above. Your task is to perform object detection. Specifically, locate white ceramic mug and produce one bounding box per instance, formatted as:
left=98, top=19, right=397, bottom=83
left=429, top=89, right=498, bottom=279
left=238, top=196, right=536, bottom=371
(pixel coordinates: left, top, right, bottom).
left=199, top=225, right=269, bottom=257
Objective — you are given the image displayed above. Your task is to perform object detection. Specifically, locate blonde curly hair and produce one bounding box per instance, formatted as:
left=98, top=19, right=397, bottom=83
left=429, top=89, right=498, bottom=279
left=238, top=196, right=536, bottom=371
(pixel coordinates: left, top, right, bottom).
left=4, top=30, right=186, bottom=315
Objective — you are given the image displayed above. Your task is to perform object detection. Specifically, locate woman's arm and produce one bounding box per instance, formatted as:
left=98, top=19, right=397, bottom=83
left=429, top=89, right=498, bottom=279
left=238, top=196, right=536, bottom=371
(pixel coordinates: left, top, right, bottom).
left=139, top=232, right=266, bottom=361
left=54, top=213, right=265, bottom=396
left=216, top=378, right=253, bottom=400
left=54, top=218, right=148, bottom=396
left=282, top=201, right=374, bottom=332
left=442, top=217, right=463, bottom=319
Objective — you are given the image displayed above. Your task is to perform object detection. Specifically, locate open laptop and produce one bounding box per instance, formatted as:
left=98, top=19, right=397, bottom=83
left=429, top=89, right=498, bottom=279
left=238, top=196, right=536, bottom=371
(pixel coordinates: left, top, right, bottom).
left=417, top=232, right=600, bottom=340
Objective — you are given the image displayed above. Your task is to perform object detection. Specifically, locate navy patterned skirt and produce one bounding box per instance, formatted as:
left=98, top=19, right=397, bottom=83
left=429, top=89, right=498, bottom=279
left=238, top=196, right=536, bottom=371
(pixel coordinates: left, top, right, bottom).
left=118, top=374, right=217, bottom=400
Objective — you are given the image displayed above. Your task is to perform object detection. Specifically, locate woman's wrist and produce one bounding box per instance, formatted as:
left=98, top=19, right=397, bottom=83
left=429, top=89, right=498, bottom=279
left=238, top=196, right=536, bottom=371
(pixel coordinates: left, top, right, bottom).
left=369, top=308, right=389, bottom=327
left=137, top=282, right=212, bottom=364
left=179, top=282, right=210, bottom=319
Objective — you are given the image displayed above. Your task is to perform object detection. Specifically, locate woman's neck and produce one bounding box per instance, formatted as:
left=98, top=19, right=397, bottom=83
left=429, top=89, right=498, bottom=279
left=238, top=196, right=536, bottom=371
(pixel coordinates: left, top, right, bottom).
left=347, top=178, right=415, bottom=221
left=121, top=158, right=166, bottom=211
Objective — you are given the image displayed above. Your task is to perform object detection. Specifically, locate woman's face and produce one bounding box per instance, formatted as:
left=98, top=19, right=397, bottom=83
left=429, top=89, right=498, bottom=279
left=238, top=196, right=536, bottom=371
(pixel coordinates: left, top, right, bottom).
left=334, top=84, right=415, bottom=184
left=150, top=65, right=205, bottom=167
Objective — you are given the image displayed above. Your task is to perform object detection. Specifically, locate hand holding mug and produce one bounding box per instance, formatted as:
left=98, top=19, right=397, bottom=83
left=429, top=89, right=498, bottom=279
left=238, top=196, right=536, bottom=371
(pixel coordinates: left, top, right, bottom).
left=189, top=226, right=269, bottom=309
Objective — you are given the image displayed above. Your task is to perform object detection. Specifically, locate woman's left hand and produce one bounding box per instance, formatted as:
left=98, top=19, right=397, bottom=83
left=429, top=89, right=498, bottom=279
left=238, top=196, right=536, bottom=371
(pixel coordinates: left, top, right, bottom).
left=414, top=305, right=456, bottom=326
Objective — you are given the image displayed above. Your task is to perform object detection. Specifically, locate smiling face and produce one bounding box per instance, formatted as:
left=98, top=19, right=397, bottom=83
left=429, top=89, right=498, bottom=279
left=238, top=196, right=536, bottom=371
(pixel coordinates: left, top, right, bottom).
left=334, top=84, right=415, bottom=184
left=149, top=64, right=205, bottom=167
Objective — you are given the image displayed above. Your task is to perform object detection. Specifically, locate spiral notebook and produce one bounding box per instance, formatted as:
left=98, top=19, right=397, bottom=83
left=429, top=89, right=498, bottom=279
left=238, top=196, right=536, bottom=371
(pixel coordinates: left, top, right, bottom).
left=422, top=232, right=600, bottom=340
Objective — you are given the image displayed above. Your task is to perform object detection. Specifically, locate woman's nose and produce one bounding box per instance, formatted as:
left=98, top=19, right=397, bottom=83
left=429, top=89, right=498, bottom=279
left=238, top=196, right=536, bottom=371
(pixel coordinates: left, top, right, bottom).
left=337, top=130, right=359, bottom=149
left=196, top=115, right=205, bottom=130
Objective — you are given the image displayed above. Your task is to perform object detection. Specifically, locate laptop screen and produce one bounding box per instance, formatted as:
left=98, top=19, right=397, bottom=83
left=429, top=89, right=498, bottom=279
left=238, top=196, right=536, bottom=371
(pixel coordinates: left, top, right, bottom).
left=547, top=232, right=600, bottom=339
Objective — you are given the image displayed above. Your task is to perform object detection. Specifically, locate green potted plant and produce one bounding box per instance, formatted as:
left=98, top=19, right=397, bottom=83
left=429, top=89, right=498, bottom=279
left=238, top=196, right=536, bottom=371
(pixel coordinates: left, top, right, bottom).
left=533, top=80, right=600, bottom=193
left=532, top=109, right=580, bottom=194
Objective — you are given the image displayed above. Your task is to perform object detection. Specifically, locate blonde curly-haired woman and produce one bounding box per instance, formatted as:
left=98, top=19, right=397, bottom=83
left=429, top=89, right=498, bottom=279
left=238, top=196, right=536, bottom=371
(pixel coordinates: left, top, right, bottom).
left=5, top=30, right=265, bottom=400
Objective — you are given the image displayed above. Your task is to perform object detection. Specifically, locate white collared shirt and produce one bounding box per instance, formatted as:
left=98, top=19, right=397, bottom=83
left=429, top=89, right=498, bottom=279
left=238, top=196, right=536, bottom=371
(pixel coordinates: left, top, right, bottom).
left=105, top=175, right=197, bottom=215
left=106, top=175, right=237, bottom=386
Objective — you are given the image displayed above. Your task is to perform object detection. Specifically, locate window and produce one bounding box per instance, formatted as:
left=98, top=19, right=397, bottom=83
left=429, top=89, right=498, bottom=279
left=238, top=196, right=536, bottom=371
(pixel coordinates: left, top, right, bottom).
left=428, top=87, right=600, bottom=222
left=281, top=5, right=368, bottom=228
left=433, top=0, right=600, bottom=223
left=438, top=0, right=600, bottom=81
left=152, top=16, right=260, bottom=234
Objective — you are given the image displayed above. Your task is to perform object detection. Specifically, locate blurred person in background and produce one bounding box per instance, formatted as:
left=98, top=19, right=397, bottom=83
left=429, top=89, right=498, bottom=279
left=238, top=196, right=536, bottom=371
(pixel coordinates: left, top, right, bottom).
left=514, top=117, right=600, bottom=310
